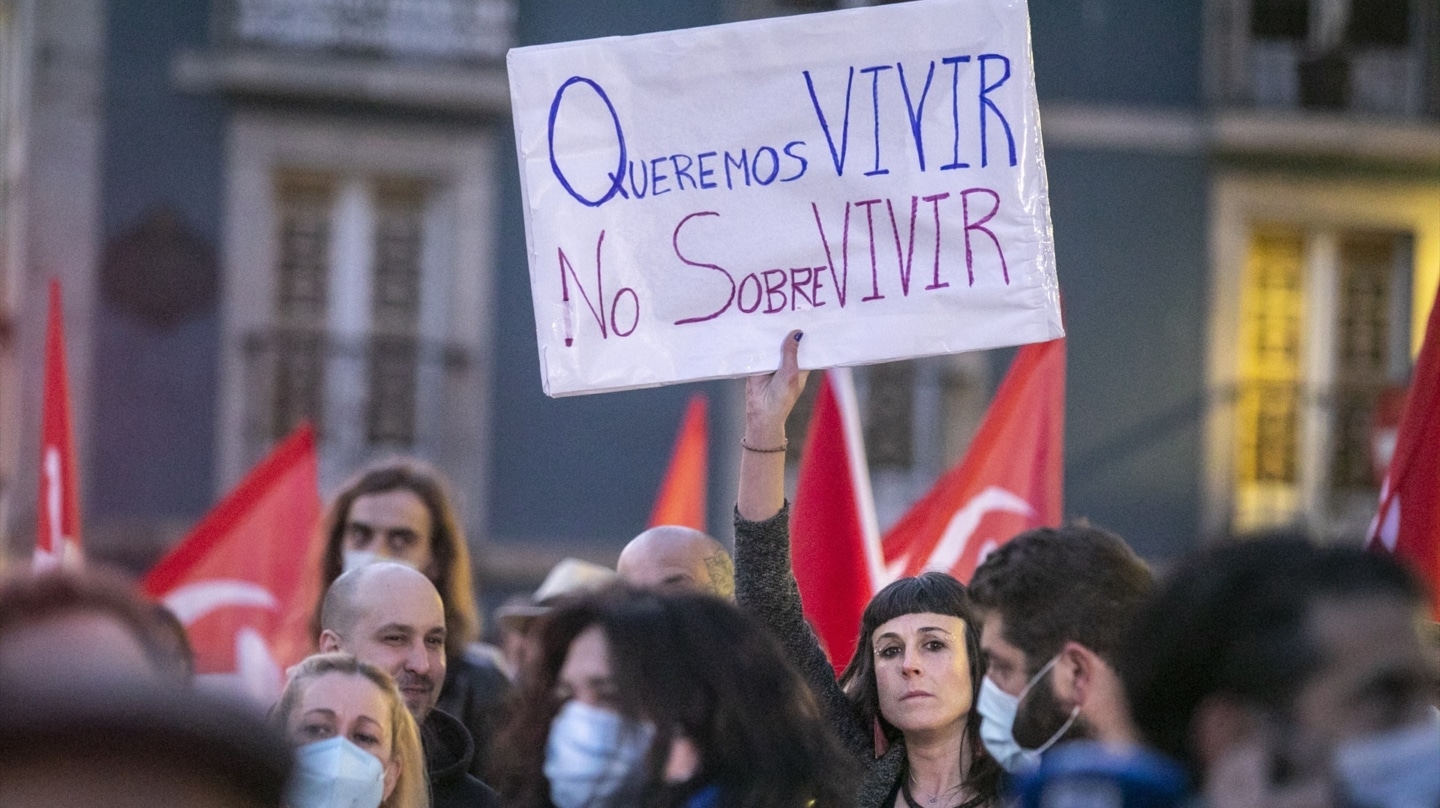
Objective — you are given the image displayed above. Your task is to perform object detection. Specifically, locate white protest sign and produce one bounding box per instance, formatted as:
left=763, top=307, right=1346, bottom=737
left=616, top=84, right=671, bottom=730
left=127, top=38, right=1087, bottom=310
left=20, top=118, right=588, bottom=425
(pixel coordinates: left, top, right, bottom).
left=509, top=0, right=1063, bottom=397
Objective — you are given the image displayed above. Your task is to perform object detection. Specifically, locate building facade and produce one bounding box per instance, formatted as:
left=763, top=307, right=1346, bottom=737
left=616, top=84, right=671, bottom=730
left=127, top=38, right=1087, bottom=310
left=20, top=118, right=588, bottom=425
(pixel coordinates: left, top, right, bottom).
left=0, top=0, right=1435, bottom=586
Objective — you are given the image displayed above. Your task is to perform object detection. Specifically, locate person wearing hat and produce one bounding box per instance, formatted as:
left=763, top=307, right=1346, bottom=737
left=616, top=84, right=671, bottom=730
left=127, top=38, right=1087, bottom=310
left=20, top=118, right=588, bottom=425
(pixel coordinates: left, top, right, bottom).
left=495, top=559, right=616, bottom=681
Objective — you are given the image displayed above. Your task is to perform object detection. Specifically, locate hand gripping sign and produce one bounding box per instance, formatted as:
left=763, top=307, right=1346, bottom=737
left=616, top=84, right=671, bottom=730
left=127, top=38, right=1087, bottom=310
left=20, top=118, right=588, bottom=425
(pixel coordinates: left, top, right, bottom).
left=509, top=0, right=1063, bottom=397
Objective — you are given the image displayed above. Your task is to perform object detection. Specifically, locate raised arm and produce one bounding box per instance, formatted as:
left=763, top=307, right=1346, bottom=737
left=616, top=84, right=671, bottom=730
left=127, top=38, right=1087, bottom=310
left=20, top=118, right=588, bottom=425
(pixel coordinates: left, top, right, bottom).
left=733, top=332, right=871, bottom=758
left=737, top=331, right=807, bottom=522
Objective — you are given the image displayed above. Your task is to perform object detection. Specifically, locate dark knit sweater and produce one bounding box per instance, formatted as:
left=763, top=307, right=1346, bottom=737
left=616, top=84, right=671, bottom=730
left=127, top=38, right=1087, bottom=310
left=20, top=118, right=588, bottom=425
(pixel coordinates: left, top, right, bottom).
left=734, top=503, right=905, bottom=808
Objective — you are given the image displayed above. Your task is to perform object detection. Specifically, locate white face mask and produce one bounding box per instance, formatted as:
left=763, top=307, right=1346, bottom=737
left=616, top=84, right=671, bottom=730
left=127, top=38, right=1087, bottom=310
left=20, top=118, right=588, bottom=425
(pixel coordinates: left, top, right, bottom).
left=1334, top=708, right=1440, bottom=808
left=342, top=549, right=379, bottom=574
left=978, top=675, right=1040, bottom=773
left=288, top=736, right=386, bottom=808
left=341, top=549, right=420, bottom=574
left=977, top=655, right=1080, bottom=773
left=544, top=700, right=656, bottom=808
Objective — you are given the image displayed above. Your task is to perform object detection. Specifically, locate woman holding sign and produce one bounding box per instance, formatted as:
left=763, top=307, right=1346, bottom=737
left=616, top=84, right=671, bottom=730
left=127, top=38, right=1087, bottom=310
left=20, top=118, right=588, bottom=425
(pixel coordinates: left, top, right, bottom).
left=735, top=332, right=1002, bottom=808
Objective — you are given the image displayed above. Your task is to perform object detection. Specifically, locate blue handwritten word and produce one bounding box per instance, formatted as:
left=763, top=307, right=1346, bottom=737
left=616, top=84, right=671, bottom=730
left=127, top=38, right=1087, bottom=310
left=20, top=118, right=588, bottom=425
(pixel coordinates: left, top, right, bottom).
left=803, top=54, right=1017, bottom=177
left=547, top=75, right=809, bottom=208
left=623, top=143, right=808, bottom=200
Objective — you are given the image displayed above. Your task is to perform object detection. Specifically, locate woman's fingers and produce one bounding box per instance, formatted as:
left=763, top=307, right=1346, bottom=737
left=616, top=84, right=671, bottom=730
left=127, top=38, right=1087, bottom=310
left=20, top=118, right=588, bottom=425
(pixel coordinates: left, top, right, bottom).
left=777, top=330, right=809, bottom=402
left=745, top=331, right=809, bottom=443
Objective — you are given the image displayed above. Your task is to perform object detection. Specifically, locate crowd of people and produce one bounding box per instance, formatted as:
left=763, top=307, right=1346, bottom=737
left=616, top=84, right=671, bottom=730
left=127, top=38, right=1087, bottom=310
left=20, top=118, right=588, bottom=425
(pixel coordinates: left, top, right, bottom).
left=1, top=332, right=1437, bottom=808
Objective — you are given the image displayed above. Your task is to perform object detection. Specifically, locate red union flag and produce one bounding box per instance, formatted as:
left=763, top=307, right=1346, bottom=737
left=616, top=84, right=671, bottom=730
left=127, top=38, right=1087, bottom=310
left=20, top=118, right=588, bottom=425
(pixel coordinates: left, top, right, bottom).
left=648, top=392, right=708, bottom=530
left=35, top=279, right=83, bottom=571
left=1368, top=290, right=1440, bottom=620
left=144, top=425, right=322, bottom=701
left=884, top=339, right=1065, bottom=583
left=792, top=368, right=883, bottom=674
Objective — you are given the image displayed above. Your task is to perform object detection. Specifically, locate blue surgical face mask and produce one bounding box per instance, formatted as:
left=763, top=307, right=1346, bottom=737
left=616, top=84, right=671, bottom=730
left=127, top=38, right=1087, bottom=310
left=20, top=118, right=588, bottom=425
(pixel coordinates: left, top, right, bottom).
left=288, top=736, right=386, bottom=808
left=977, top=655, right=1080, bottom=773
left=1333, top=707, right=1440, bottom=808
left=544, top=700, right=656, bottom=808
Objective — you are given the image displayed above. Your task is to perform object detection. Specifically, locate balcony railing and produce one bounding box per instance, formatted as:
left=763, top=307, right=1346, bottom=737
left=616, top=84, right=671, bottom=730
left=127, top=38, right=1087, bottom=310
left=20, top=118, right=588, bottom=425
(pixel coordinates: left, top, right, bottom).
left=1247, top=41, right=1432, bottom=117
left=219, top=0, right=514, bottom=62
left=240, top=327, right=472, bottom=454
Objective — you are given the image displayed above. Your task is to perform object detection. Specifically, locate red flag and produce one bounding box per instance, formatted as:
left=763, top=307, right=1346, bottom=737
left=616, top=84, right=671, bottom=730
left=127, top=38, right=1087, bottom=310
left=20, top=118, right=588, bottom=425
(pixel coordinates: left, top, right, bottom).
left=1369, top=290, right=1440, bottom=620
left=792, top=368, right=883, bottom=674
left=648, top=393, right=708, bottom=530
left=144, top=425, right=322, bottom=701
left=35, top=279, right=82, bottom=570
left=884, top=340, right=1065, bottom=583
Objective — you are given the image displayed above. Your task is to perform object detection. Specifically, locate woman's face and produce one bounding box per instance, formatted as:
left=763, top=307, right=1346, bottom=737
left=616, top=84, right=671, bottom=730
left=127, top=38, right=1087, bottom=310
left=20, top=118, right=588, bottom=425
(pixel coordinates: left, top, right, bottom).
left=556, top=624, right=618, bottom=708
left=871, top=612, right=974, bottom=737
left=552, top=624, right=699, bottom=784
left=287, top=671, right=401, bottom=801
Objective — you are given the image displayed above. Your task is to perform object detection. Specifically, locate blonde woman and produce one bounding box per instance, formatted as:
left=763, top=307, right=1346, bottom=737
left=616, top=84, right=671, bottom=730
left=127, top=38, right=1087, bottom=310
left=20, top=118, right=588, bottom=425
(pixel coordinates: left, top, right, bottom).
left=274, top=653, right=430, bottom=808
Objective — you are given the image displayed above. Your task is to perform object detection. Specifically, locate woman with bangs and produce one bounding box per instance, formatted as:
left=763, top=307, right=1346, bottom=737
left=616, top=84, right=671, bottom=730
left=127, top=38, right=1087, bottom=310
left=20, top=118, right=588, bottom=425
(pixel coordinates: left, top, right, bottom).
left=734, top=332, right=1002, bottom=808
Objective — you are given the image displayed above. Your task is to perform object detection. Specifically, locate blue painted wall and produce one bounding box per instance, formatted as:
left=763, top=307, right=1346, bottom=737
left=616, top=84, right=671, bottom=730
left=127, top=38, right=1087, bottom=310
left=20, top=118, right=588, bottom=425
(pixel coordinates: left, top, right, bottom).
left=92, top=0, right=225, bottom=523
left=1030, top=0, right=1204, bottom=107
left=1028, top=0, right=1209, bottom=558
left=1046, top=150, right=1208, bottom=560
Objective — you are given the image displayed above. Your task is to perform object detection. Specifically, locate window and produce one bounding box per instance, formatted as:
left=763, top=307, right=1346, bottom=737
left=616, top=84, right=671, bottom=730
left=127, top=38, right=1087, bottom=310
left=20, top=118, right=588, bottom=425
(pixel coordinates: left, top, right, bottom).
left=1206, top=175, right=1439, bottom=540
left=1233, top=228, right=1305, bottom=530
left=1231, top=227, right=1411, bottom=534
left=259, top=171, right=430, bottom=450
left=270, top=173, right=333, bottom=440
left=367, top=179, right=425, bottom=445
left=1215, top=0, right=1438, bottom=116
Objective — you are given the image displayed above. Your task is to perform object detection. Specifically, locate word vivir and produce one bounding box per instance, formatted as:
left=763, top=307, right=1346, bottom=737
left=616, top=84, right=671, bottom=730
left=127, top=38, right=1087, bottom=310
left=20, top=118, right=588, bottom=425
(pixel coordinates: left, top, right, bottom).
left=804, top=53, right=1018, bottom=177
left=554, top=188, right=1010, bottom=345
left=545, top=54, right=1018, bottom=208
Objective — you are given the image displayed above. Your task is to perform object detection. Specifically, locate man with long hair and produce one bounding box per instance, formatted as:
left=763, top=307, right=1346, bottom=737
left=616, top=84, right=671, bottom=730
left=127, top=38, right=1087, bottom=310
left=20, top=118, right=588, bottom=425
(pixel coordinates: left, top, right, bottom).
left=313, top=459, right=509, bottom=779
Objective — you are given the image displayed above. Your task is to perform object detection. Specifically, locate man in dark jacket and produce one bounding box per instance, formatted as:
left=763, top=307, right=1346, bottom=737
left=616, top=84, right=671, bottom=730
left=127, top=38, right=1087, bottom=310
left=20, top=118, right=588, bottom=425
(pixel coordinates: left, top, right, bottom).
left=320, top=562, right=500, bottom=808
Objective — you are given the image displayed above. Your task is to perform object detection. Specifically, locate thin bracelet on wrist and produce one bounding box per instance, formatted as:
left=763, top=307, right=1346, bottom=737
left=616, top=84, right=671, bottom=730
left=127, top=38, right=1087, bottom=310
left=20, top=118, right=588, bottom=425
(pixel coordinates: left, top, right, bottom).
left=741, top=438, right=788, bottom=453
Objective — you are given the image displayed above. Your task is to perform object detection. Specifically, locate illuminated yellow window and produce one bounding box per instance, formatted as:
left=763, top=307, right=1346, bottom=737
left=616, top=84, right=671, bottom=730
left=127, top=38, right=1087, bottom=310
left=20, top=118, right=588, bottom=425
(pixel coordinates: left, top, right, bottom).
left=1206, top=176, right=1440, bottom=541
left=1234, top=228, right=1305, bottom=532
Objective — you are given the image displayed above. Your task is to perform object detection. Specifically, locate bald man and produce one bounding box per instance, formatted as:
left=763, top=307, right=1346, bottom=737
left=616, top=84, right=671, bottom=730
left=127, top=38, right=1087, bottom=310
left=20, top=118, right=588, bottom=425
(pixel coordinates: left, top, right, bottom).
left=617, top=526, right=735, bottom=598
left=319, top=563, right=498, bottom=808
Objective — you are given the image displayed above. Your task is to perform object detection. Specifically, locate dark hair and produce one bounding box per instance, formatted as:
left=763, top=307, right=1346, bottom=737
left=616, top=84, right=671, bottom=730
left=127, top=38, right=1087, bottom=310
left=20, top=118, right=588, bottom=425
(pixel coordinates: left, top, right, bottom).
left=969, top=524, right=1153, bottom=674
left=0, top=566, right=188, bottom=682
left=837, top=572, right=1002, bottom=808
left=1118, top=538, right=1426, bottom=780
left=149, top=603, right=195, bottom=682
left=311, top=458, right=479, bottom=658
left=494, top=587, right=855, bottom=808
left=0, top=681, right=292, bottom=807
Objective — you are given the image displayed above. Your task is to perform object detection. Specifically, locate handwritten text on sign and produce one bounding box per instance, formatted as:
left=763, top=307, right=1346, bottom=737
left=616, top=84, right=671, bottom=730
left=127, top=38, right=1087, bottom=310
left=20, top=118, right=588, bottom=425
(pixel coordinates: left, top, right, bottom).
left=509, top=0, right=1063, bottom=396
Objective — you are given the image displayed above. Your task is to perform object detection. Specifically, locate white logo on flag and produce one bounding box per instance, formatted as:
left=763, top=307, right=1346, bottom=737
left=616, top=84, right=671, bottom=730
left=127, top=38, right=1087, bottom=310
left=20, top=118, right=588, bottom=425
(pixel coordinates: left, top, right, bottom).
left=923, top=486, right=1035, bottom=573
left=886, top=486, right=1036, bottom=579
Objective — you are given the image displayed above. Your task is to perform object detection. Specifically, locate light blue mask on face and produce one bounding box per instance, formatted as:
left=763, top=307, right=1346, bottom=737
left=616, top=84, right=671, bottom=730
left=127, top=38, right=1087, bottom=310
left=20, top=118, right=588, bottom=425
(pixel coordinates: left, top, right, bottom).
left=544, top=700, right=656, bottom=808
left=288, top=736, right=386, bottom=808
left=1334, top=707, right=1440, bottom=808
left=977, top=655, right=1080, bottom=773
left=978, top=675, right=1041, bottom=773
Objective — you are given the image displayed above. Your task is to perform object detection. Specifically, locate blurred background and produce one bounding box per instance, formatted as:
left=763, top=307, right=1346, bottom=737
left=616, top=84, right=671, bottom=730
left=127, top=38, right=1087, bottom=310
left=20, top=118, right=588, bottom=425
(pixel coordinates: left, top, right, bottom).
left=0, top=0, right=1436, bottom=603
